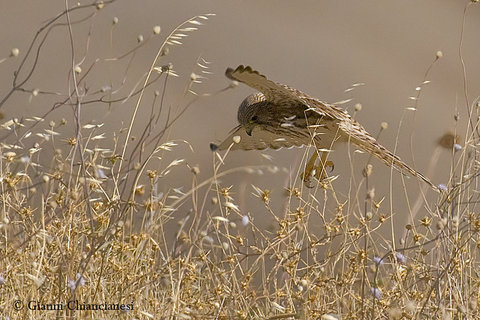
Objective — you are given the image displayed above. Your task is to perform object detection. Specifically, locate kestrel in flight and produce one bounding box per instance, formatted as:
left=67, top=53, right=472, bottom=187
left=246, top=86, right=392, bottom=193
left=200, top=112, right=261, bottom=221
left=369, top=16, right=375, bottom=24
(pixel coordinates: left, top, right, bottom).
left=211, top=65, right=438, bottom=191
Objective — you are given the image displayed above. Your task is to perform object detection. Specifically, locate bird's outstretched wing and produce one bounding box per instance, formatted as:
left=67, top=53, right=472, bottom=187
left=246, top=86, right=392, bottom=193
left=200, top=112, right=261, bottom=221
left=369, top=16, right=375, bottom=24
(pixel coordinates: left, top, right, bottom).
left=226, top=65, right=304, bottom=105
left=227, top=65, right=352, bottom=120
left=210, top=125, right=306, bottom=151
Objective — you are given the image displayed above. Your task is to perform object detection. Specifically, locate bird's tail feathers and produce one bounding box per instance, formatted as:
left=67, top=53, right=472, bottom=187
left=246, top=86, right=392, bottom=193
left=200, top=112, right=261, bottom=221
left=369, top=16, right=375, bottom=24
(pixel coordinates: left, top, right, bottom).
left=351, top=137, right=439, bottom=192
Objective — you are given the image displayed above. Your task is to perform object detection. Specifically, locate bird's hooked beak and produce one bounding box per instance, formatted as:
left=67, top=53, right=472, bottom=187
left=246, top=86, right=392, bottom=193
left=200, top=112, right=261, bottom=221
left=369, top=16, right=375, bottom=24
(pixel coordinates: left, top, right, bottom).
left=244, top=121, right=256, bottom=136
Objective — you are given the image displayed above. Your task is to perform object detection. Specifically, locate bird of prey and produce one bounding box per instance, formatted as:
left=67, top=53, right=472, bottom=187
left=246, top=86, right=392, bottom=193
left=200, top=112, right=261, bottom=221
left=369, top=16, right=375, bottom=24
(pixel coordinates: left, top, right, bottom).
left=210, top=65, right=438, bottom=191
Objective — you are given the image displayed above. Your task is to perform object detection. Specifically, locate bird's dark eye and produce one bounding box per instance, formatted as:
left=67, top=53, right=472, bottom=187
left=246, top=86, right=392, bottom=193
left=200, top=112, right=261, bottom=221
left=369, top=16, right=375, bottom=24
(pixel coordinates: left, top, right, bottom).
left=251, top=115, right=258, bottom=122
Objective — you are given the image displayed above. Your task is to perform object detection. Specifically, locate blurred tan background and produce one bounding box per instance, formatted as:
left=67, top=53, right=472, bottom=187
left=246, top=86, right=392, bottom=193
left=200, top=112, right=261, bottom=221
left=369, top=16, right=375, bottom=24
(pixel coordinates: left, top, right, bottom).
left=1, top=0, right=479, bottom=230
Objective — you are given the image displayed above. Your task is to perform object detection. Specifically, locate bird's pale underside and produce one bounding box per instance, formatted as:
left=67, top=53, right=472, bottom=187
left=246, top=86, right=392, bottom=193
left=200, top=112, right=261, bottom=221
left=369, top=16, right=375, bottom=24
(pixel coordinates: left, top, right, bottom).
left=211, top=65, right=438, bottom=192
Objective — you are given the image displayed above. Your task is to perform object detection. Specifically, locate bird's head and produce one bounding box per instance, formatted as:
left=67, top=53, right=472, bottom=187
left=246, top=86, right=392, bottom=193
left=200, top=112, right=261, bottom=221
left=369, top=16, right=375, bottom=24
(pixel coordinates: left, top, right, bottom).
left=237, top=93, right=269, bottom=136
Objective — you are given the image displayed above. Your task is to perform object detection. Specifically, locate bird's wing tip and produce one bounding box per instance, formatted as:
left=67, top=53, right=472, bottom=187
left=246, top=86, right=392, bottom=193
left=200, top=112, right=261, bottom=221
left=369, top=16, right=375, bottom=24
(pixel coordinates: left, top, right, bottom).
left=226, top=65, right=262, bottom=81
left=209, top=143, right=219, bottom=151
left=225, top=67, right=235, bottom=80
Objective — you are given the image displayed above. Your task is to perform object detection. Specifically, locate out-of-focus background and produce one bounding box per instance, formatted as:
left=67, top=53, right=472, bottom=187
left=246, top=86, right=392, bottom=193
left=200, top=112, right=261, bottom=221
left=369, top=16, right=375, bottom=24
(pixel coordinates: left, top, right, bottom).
left=1, top=0, right=479, bottom=228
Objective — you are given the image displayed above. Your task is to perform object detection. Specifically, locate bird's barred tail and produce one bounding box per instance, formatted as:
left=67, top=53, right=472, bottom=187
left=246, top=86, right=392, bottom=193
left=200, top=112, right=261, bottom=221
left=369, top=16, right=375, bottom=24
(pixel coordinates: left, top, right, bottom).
left=351, top=138, right=439, bottom=192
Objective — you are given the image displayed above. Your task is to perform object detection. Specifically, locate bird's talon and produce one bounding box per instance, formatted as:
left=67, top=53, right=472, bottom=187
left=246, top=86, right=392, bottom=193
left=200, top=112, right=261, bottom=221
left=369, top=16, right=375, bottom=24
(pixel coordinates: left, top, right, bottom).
left=301, top=166, right=316, bottom=188
left=313, top=160, right=334, bottom=181
left=302, top=152, right=318, bottom=182
left=313, top=166, right=325, bottom=180
left=303, top=175, right=315, bottom=188
left=326, top=160, right=334, bottom=172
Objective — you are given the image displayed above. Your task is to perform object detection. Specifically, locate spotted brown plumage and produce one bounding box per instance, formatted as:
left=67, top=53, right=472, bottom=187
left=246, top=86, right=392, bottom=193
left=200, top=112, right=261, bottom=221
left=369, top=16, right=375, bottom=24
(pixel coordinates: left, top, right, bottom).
left=211, top=65, right=438, bottom=192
